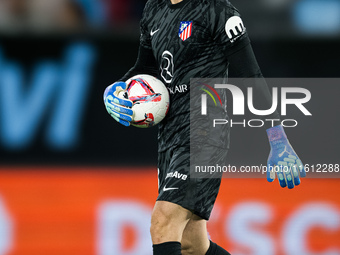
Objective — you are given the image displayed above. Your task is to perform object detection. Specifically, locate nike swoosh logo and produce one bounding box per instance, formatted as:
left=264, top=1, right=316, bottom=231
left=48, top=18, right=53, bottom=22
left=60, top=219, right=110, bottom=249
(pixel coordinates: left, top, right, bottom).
left=163, top=185, right=178, bottom=192
left=150, top=29, right=159, bottom=36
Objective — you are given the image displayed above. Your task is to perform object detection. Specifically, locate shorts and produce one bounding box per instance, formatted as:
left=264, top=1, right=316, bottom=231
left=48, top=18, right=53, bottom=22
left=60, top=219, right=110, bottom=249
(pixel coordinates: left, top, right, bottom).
left=157, top=145, right=228, bottom=220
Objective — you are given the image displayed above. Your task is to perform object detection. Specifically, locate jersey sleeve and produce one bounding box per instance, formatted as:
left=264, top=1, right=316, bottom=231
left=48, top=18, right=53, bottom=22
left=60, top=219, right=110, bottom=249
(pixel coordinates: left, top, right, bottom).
left=211, top=0, right=281, bottom=128
left=227, top=36, right=281, bottom=128
left=210, top=0, right=250, bottom=56
left=119, top=0, right=158, bottom=81
left=119, top=45, right=158, bottom=82
left=140, top=0, right=153, bottom=50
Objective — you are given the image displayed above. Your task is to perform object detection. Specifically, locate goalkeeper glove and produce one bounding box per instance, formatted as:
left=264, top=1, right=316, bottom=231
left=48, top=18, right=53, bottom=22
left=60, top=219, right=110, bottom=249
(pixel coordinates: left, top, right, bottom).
left=103, top=81, right=133, bottom=126
left=266, top=125, right=306, bottom=189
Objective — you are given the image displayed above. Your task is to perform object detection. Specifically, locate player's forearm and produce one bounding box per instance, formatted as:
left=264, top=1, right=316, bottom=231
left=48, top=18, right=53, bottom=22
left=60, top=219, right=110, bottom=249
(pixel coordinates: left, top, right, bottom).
left=228, top=42, right=281, bottom=128
left=243, top=76, right=281, bottom=128
left=120, top=45, right=158, bottom=82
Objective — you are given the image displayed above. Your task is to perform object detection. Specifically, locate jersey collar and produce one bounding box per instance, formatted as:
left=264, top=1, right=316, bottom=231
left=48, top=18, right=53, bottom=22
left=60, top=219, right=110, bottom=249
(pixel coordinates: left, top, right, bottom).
left=166, top=0, right=191, bottom=9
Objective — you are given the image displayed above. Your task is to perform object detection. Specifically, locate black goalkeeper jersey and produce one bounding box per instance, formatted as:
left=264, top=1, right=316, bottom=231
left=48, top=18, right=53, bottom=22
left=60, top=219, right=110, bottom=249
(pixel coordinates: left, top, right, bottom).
left=121, top=0, right=278, bottom=152
left=141, top=0, right=249, bottom=151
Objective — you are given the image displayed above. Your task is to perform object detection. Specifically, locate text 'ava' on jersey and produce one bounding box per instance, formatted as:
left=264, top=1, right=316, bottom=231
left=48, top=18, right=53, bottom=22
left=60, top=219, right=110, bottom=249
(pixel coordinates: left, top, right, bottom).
left=178, top=21, right=193, bottom=41
left=165, top=171, right=187, bottom=180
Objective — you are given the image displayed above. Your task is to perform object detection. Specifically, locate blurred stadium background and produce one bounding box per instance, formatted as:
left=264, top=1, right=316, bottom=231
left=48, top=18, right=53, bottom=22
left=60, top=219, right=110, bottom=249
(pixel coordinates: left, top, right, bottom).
left=0, top=0, right=339, bottom=254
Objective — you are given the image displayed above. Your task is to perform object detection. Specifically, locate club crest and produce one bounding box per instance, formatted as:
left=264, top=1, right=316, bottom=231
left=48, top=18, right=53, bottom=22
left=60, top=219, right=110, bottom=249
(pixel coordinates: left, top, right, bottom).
left=178, top=21, right=193, bottom=41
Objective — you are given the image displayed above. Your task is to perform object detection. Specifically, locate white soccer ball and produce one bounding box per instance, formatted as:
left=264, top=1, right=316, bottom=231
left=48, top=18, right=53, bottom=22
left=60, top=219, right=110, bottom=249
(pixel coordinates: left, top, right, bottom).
left=125, top=74, right=170, bottom=128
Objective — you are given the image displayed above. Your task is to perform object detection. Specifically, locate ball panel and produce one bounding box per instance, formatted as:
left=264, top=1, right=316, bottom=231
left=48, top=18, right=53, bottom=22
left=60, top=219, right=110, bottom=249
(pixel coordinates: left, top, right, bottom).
left=125, top=74, right=170, bottom=128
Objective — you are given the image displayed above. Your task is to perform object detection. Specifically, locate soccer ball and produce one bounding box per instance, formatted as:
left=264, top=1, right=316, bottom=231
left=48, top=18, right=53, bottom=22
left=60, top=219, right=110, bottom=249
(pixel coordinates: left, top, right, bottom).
left=125, top=74, right=170, bottom=128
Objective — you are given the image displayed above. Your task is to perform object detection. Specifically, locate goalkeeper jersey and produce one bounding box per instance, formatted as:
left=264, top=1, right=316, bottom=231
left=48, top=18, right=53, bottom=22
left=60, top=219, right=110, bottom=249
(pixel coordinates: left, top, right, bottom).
left=121, top=0, right=276, bottom=152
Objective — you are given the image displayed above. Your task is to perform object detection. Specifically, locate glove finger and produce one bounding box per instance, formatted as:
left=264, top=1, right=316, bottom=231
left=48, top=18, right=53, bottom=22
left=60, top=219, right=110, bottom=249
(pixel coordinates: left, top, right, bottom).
left=110, top=114, right=130, bottom=127
left=112, top=93, right=133, bottom=108
left=112, top=82, right=133, bottom=107
left=113, top=81, right=128, bottom=90
left=104, top=82, right=133, bottom=108
left=105, top=102, right=133, bottom=116
left=104, top=92, right=132, bottom=109
left=286, top=154, right=303, bottom=185
left=277, top=162, right=287, bottom=188
left=107, top=106, right=132, bottom=122
left=292, top=164, right=301, bottom=186
left=285, top=162, right=295, bottom=189
left=267, top=161, right=275, bottom=182
left=283, top=156, right=295, bottom=188
left=117, top=118, right=130, bottom=127
left=296, top=159, right=306, bottom=177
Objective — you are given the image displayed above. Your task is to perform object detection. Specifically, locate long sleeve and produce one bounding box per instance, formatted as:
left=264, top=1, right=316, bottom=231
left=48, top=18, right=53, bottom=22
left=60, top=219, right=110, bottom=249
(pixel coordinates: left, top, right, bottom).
left=119, top=44, right=158, bottom=82
left=227, top=41, right=281, bottom=128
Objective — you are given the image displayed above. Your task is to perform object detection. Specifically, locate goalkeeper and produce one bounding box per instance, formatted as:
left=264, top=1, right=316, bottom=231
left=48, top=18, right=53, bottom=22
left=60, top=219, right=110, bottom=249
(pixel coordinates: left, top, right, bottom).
left=103, top=0, right=306, bottom=254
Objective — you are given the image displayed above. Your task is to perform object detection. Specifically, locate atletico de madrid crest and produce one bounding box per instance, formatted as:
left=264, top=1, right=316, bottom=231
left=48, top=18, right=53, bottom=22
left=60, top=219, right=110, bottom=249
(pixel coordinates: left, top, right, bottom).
left=178, top=21, right=193, bottom=41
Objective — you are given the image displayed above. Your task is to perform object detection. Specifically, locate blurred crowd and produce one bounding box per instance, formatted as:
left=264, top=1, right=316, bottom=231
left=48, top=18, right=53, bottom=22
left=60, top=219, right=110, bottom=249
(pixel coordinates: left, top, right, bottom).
left=0, top=0, right=338, bottom=37
left=0, top=0, right=147, bottom=33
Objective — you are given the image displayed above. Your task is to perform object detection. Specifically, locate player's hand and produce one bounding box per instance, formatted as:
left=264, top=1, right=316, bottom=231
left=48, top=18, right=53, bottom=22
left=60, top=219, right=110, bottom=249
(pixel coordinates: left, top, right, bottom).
left=103, top=81, right=133, bottom=126
left=266, top=125, right=306, bottom=189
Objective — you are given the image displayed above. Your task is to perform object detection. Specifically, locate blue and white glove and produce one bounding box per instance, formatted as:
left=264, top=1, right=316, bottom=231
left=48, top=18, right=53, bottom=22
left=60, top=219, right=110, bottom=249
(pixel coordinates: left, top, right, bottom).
left=266, top=125, right=306, bottom=189
left=103, top=81, right=133, bottom=127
